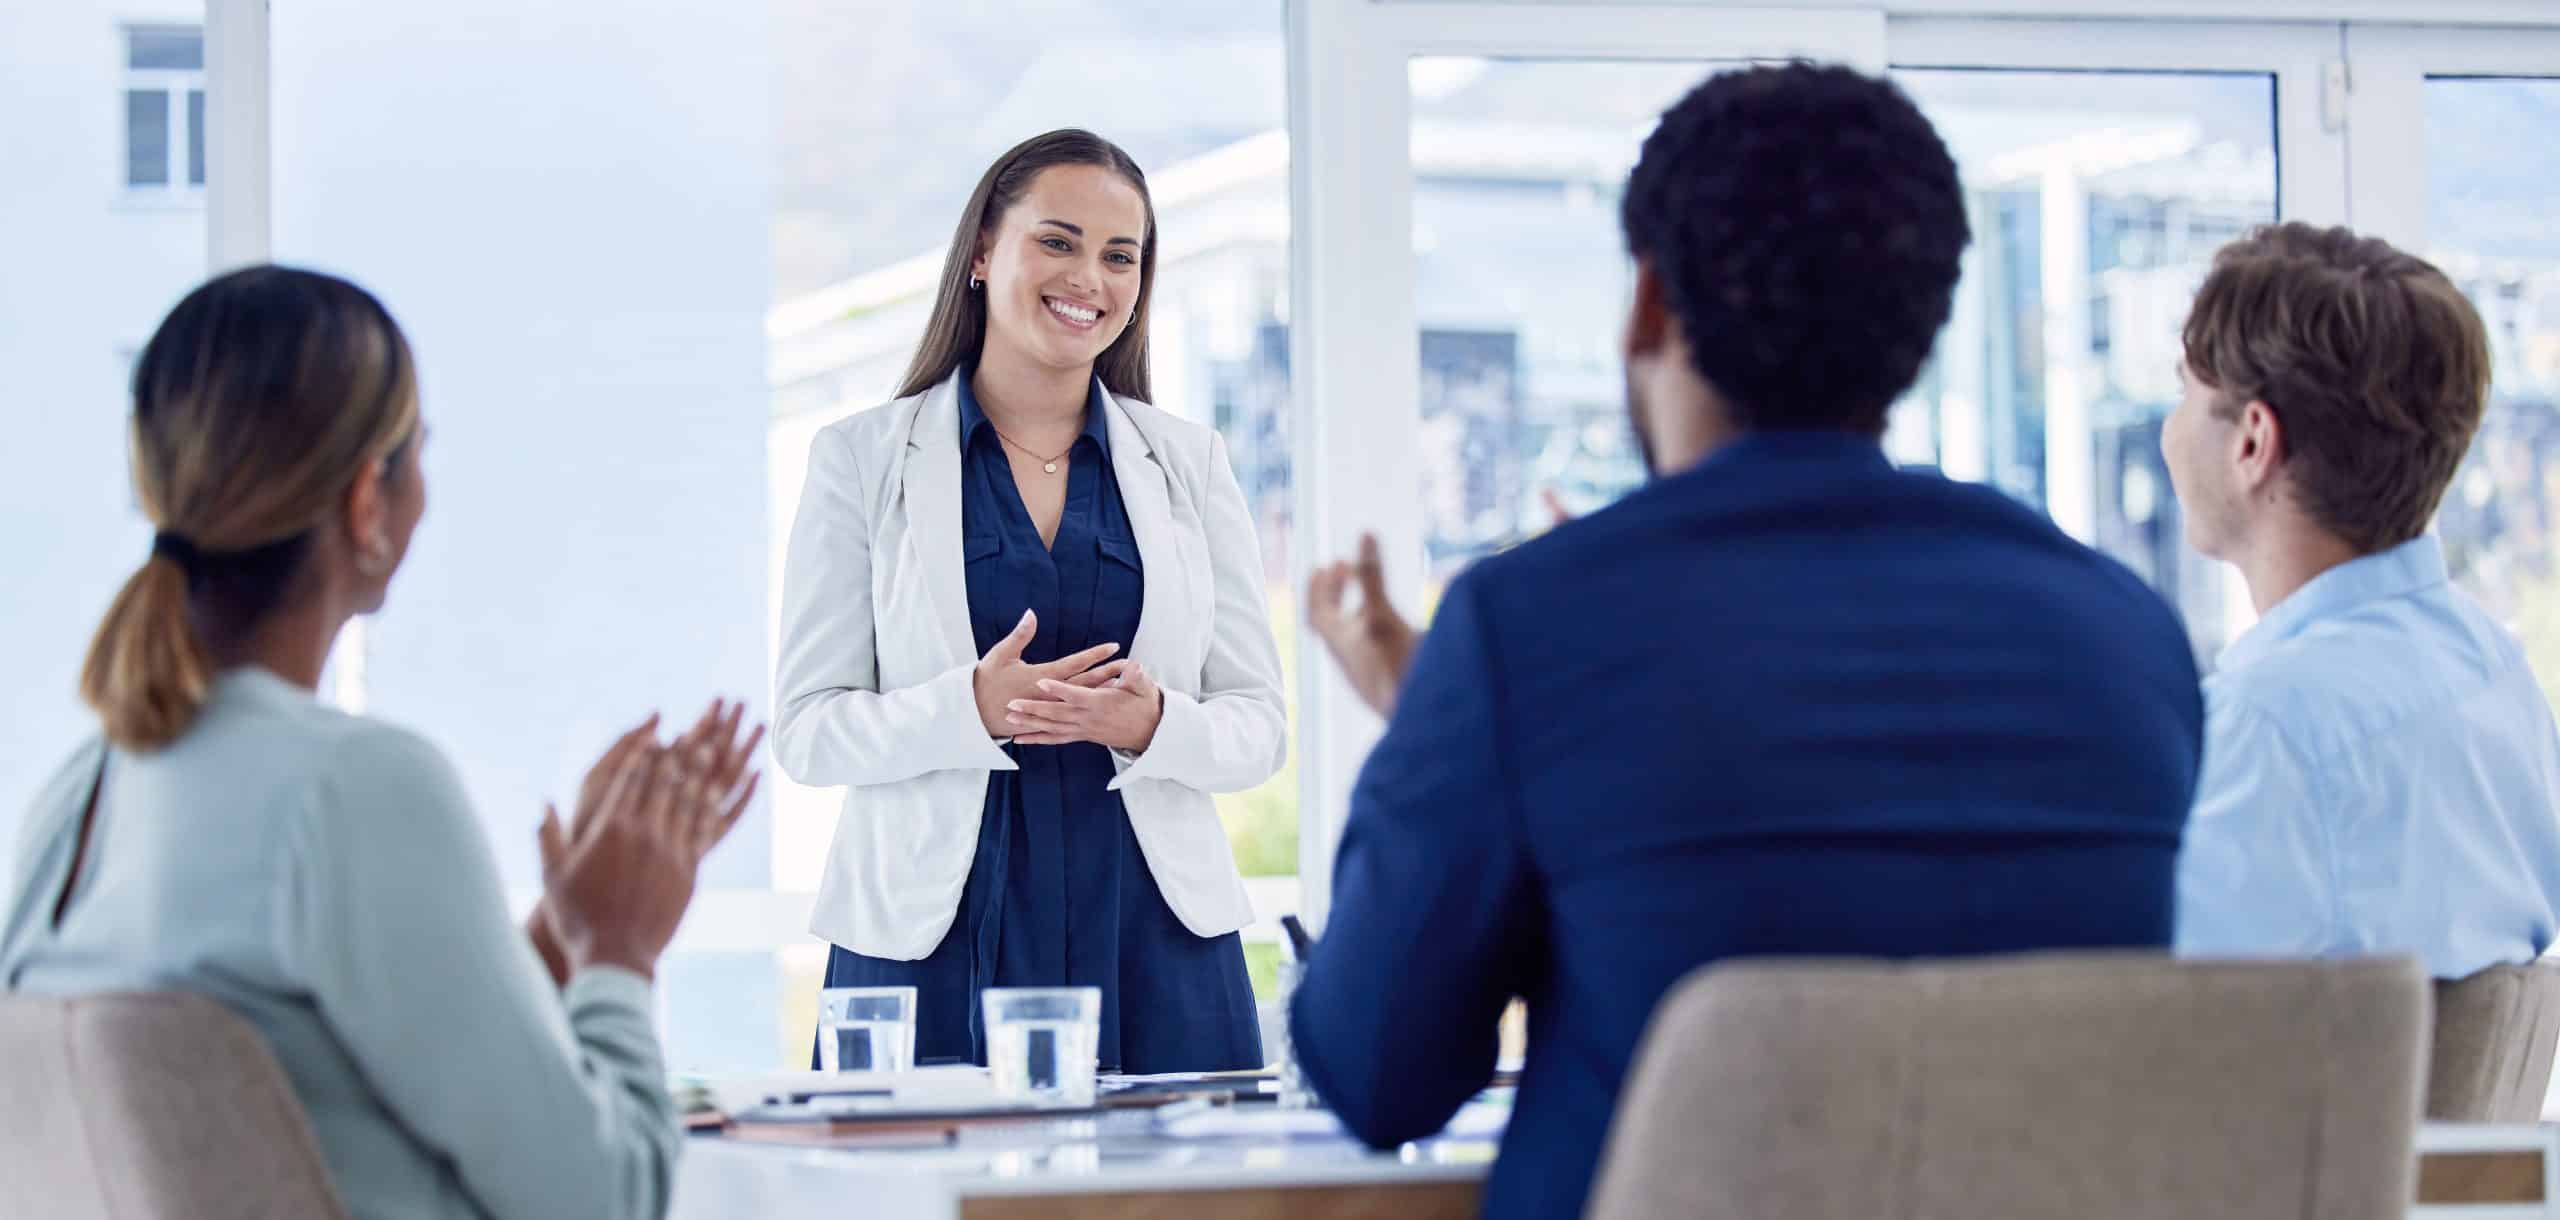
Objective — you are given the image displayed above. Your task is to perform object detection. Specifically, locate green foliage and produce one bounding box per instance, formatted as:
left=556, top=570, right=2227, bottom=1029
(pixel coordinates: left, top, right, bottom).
left=1217, top=587, right=1302, bottom=878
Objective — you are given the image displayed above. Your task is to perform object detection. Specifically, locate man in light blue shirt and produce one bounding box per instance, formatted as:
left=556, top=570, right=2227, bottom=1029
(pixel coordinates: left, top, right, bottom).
left=2165, top=221, right=2560, bottom=979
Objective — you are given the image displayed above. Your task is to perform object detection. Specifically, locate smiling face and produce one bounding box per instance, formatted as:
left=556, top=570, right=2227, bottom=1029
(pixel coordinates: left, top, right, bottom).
left=969, top=163, right=1150, bottom=377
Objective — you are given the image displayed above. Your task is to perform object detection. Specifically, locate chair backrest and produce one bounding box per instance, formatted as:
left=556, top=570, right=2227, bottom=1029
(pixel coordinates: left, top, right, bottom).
left=0, top=991, right=349, bottom=1220
left=1584, top=953, right=2428, bottom=1220
left=2429, top=958, right=2560, bottom=1122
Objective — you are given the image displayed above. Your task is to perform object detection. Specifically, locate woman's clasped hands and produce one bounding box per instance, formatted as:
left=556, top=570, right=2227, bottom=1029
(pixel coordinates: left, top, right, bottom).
left=972, top=609, right=1162, bottom=753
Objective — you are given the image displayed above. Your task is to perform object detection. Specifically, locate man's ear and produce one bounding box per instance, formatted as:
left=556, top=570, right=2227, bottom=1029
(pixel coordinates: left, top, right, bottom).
left=1623, top=259, right=1672, bottom=362
left=2234, top=397, right=2285, bottom=494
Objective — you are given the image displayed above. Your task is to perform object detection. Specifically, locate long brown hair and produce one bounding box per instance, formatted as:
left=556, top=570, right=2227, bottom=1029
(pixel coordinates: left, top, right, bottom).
left=897, top=129, right=1158, bottom=402
left=81, top=265, right=420, bottom=749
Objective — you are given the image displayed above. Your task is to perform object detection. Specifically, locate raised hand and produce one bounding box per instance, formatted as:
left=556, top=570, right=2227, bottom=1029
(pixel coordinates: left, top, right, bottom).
left=1306, top=533, right=1419, bottom=718
left=1005, top=659, right=1163, bottom=751
left=534, top=699, right=765, bottom=983
left=973, top=610, right=1121, bottom=739
left=664, top=697, right=765, bottom=858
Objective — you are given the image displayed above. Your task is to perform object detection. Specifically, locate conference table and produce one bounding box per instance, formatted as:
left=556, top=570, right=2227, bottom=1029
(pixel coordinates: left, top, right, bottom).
left=665, top=1086, right=2559, bottom=1220
left=667, top=1101, right=1491, bottom=1220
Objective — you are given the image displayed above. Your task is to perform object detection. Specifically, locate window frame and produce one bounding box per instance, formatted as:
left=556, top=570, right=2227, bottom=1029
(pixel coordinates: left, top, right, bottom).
left=1287, top=1, right=1887, bottom=925
left=2343, top=24, right=2560, bottom=250
left=118, top=23, right=207, bottom=203
left=1887, top=18, right=2347, bottom=546
left=198, top=0, right=2560, bottom=965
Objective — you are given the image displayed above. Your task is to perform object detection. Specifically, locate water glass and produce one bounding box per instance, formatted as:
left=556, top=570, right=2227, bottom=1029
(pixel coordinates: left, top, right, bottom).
left=817, top=986, right=917, bottom=1074
left=982, top=986, right=1102, bottom=1106
left=1274, top=960, right=1314, bottom=1109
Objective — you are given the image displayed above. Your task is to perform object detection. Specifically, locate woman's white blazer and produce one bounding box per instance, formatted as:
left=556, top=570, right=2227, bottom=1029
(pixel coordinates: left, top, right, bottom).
left=772, top=372, right=1287, bottom=960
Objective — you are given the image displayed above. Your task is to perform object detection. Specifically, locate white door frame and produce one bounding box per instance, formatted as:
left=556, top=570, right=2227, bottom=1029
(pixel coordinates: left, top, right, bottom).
left=2344, top=24, right=2560, bottom=252
left=1285, top=0, right=1885, bottom=926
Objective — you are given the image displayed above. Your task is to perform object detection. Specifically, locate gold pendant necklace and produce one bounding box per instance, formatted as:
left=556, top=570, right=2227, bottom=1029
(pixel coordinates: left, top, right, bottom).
left=990, top=426, right=1073, bottom=475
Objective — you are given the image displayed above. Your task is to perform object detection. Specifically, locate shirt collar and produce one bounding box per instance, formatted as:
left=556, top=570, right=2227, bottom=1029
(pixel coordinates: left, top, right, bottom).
left=213, top=665, right=320, bottom=709
left=956, top=367, right=1112, bottom=457
left=2217, top=535, right=2452, bottom=673
left=1684, top=429, right=1891, bottom=479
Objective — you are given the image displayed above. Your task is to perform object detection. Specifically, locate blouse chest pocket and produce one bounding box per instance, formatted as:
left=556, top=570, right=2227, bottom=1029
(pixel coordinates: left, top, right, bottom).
left=1093, top=534, right=1146, bottom=643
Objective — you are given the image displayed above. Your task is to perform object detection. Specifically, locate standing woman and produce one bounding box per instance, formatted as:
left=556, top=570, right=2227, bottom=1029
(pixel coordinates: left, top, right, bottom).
left=774, top=129, right=1284, bottom=1073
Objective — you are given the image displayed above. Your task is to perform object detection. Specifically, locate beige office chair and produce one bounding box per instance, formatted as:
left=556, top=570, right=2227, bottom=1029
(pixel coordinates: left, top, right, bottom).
left=1584, top=953, right=2427, bottom=1220
left=0, top=991, right=348, bottom=1220
left=2429, top=958, right=2560, bottom=1122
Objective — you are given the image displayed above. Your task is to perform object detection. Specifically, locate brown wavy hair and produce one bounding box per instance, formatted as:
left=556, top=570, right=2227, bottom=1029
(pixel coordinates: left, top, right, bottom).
left=896, top=129, right=1157, bottom=402
left=2182, top=222, right=2491, bottom=553
left=82, top=266, right=419, bottom=749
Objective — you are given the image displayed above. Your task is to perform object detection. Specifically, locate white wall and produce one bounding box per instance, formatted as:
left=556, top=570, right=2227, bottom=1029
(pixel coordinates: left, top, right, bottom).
left=0, top=1, right=207, bottom=865
left=268, top=0, right=774, bottom=900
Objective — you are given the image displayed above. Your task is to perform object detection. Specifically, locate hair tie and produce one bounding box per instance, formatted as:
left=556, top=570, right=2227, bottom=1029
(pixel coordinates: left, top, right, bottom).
left=151, top=531, right=203, bottom=570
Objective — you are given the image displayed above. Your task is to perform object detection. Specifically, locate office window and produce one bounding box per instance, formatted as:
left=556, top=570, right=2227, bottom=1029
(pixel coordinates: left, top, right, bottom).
left=2425, top=77, right=2560, bottom=708
left=1405, top=57, right=1698, bottom=587
left=123, top=26, right=206, bottom=192
left=1893, top=69, right=2279, bottom=661
left=765, top=0, right=1297, bottom=1066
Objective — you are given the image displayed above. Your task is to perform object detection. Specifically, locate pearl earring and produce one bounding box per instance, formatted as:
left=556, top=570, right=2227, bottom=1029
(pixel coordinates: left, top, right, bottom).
left=969, top=275, right=983, bottom=290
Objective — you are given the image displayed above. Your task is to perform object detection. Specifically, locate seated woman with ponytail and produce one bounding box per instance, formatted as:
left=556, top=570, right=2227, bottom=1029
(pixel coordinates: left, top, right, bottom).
left=0, top=266, right=760, bottom=1220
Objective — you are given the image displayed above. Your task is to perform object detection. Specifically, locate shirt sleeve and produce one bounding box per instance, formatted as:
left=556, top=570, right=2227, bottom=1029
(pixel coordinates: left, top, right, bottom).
left=275, top=722, right=681, bottom=1220
left=771, top=422, right=1019, bottom=788
left=2175, top=695, right=2340, bottom=958
left=1287, top=569, right=1541, bottom=1147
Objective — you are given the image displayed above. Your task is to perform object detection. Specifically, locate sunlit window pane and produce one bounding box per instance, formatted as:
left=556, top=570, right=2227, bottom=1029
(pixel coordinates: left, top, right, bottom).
left=1895, top=68, right=2278, bottom=660
left=126, top=89, right=169, bottom=186
left=2425, top=77, right=2560, bottom=711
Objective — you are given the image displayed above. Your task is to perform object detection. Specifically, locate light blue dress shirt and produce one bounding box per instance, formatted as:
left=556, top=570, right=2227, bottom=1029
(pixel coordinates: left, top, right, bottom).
left=2177, top=535, right=2560, bottom=978
left=0, top=669, right=679, bottom=1220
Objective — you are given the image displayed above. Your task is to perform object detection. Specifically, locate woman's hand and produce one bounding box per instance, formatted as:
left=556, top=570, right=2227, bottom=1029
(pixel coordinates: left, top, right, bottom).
left=973, top=610, right=1122, bottom=738
left=1005, top=659, right=1163, bottom=752
left=532, top=699, right=764, bottom=982
left=665, top=697, right=766, bottom=843
left=527, top=712, right=660, bottom=985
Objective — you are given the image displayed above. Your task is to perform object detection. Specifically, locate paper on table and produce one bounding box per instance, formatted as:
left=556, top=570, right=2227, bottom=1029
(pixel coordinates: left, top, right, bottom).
left=1156, top=1107, right=1342, bottom=1139
left=1154, top=1097, right=1509, bottom=1141
left=690, top=1065, right=995, bottom=1116
left=1100, top=1069, right=1273, bottom=1086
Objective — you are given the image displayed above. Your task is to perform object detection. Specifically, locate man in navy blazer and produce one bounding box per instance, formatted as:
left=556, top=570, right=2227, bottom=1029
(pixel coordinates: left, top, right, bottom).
left=1291, top=63, right=2205, bottom=1220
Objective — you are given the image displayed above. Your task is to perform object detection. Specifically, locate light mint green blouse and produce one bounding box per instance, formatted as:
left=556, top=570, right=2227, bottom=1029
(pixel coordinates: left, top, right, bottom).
left=0, top=668, right=679, bottom=1220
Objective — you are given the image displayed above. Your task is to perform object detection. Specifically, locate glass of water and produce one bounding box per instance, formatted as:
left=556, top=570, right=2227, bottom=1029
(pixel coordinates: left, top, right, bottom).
left=817, top=986, right=917, bottom=1074
left=981, top=986, right=1101, bottom=1107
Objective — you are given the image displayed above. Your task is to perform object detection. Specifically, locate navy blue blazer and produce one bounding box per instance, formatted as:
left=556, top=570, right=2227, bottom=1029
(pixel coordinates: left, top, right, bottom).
left=1289, top=432, right=2205, bottom=1220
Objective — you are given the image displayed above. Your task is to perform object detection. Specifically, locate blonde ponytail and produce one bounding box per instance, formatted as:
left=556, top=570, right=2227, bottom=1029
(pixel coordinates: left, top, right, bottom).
left=81, top=551, right=217, bottom=750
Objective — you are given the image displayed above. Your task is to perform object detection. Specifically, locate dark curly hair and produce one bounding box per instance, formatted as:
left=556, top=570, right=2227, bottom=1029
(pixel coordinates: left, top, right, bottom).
left=1621, top=62, right=1969, bottom=434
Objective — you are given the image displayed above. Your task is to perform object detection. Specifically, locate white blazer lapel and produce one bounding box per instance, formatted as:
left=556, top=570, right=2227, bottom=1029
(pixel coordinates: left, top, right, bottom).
left=901, top=376, right=979, bottom=667
left=1103, top=387, right=1182, bottom=680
